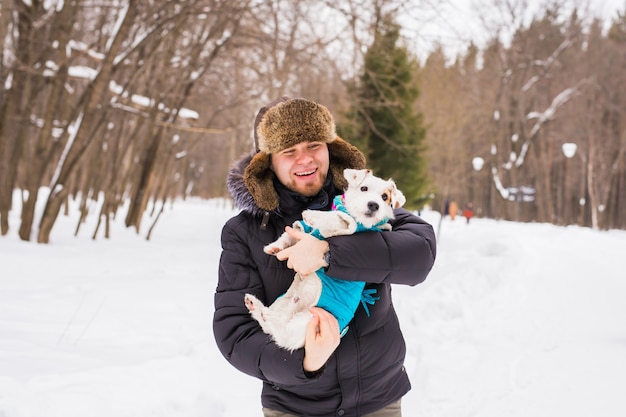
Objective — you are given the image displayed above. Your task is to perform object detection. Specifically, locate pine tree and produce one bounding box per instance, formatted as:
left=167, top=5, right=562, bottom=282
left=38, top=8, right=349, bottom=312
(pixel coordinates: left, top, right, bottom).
left=340, top=13, right=430, bottom=209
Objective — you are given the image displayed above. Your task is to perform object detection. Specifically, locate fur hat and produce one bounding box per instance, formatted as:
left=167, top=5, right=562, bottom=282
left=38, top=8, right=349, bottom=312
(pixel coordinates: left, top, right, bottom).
left=255, top=98, right=336, bottom=153
left=243, top=97, right=366, bottom=212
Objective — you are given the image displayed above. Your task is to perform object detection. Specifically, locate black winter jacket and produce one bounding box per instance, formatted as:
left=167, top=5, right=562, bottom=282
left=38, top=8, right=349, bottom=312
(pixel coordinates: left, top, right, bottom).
left=213, top=155, right=437, bottom=417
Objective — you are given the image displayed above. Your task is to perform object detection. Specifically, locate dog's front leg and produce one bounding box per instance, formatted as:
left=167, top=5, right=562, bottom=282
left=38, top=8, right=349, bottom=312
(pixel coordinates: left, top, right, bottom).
left=302, top=210, right=357, bottom=238
left=264, top=220, right=311, bottom=255
left=264, top=231, right=297, bottom=255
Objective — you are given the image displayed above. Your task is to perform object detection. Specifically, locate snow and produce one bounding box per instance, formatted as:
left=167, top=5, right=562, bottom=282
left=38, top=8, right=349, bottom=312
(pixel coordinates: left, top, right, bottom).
left=1, top=195, right=625, bottom=417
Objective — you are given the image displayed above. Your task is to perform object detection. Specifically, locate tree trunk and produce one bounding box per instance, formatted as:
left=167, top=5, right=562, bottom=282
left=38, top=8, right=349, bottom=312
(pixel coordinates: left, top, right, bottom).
left=36, top=1, right=139, bottom=243
left=19, top=1, right=77, bottom=241
left=125, top=128, right=164, bottom=232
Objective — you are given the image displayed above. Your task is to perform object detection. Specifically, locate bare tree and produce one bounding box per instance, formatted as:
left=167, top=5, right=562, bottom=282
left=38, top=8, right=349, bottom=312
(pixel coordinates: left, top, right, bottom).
left=475, top=1, right=589, bottom=222
left=2, top=0, right=625, bottom=243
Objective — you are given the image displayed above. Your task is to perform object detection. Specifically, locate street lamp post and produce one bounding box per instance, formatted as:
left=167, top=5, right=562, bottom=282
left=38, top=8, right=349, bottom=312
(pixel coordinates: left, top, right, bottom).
left=562, top=143, right=577, bottom=225
left=472, top=157, right=484, bottom=215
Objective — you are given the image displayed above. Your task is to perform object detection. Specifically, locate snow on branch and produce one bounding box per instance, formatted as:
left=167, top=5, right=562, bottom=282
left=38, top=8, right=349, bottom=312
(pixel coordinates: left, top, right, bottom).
left=521, top=75, right=539, bottom=92
left=49, top=111, right=84, bottom=195
left=531, top=37, right=573, bottom=70
left=526, top=86, right=577, bottom=134
left=522, top=36, right=573, bottom=92
left=104, top=2, right=130, bottom=57
left=516, top=80, right=589, bottom=168
left=108, top=81, right=199, bottom=121
left=491, top=166, right=510, bottom=200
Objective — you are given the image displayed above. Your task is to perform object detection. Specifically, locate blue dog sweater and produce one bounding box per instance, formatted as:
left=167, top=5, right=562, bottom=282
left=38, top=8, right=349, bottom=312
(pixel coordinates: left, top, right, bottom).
left=295, top=195, right=388, bottom=332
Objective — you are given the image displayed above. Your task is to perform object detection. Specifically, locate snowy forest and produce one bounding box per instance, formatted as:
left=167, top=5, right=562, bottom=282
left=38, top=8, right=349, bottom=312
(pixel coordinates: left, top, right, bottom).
left=1, top=0, right=625, bottom=244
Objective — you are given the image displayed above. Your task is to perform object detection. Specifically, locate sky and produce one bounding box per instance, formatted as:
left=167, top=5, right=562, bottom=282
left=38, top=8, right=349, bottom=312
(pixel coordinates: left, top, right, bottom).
left=405, top=0, right=626, bottom=62
left=1, top=192, right=625, bottom=416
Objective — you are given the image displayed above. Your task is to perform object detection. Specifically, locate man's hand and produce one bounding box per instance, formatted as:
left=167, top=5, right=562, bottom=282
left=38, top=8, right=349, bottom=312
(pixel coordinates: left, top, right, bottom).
left=276, top=226, right=329, bottom=275
left=303, top=307, right=340, bottom=373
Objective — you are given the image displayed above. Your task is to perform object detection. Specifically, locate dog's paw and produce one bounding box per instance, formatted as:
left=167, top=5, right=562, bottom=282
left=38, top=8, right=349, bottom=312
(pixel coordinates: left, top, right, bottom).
left=244, top=293, right=261, bottom=311
left=263, top=243, right=283, bottom=255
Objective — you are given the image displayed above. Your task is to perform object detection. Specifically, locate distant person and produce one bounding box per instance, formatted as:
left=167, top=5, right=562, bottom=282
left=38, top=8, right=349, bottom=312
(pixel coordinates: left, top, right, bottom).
left=463, top=202, right=474, bottom=224
left=213, top=97, right=437, bottom=417
left=449, top=200, right=458, bottom=220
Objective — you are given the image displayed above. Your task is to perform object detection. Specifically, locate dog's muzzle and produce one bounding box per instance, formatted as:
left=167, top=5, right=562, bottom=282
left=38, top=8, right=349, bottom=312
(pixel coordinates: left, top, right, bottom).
left=367, top=201, right=379, bottom=214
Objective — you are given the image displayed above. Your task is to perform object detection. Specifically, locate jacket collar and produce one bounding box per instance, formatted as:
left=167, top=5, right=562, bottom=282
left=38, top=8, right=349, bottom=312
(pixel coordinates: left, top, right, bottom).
left=274, top=173, right=337, bottom=217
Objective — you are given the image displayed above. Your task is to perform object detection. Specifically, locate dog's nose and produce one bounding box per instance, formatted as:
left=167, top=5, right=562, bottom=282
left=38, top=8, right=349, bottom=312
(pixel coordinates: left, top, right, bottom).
left=367, top=201, right=379, bottom=212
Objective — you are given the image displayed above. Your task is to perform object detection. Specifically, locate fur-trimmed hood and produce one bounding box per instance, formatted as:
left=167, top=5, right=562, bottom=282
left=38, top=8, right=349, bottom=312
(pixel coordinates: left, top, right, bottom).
left=226, top=152, right=261, bottom=215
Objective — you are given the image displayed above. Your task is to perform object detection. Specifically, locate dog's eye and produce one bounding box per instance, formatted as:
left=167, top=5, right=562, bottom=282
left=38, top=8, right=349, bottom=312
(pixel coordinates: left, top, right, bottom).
left=382, top=194, right=388, bottom=201
left=360, top=186, right=368, bottom=192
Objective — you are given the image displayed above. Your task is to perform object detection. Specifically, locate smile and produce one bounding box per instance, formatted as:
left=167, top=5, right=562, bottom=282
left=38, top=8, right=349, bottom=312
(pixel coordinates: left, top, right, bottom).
left=295, top=169, right=316, bottom=177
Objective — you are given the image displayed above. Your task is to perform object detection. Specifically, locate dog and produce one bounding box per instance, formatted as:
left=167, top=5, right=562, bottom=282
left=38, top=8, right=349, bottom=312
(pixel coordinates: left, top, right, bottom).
left=244, top=168, right=406, bottom=351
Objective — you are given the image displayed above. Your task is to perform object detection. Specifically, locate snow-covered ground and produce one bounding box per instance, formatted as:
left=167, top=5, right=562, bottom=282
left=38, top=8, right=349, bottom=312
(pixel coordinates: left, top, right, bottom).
left=1, top=195, right=625, bottom=417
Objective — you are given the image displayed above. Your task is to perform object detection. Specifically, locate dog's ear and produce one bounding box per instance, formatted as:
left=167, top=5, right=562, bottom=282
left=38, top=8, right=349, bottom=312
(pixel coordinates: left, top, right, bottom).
left=389, top=180, right=406, bottom=208
left=343, top=168, right=372, bottom=187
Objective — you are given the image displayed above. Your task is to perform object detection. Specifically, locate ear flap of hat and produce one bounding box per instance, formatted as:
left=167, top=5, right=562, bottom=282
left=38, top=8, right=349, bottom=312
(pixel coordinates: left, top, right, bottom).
left=328, top=137, right=367, bottom=190
left=243, top=152, right=279, bottom=212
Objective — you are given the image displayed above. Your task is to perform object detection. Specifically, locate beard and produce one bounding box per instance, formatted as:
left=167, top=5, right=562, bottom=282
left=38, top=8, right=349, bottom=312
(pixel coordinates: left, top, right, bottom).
left=285, top=170, right=327, bottom=197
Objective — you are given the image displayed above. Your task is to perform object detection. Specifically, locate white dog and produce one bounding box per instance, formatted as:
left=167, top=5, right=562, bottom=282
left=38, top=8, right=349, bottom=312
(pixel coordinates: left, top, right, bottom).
left=244, top=168, right=406, bottom=351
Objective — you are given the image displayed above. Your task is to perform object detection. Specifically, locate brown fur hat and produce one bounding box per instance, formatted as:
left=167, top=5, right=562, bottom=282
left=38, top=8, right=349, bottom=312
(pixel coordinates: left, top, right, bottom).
left=243, top=97, right=366, bottom=212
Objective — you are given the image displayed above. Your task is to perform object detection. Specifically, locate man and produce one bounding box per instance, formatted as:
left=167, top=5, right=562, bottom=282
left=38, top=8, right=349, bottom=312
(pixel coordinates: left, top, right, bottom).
left=213, top=97, right=437, bottom=417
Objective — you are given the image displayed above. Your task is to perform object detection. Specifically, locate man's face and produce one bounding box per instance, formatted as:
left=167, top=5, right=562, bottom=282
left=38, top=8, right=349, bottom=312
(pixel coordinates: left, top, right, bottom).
left=270, top=141, right=330, bottom=197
